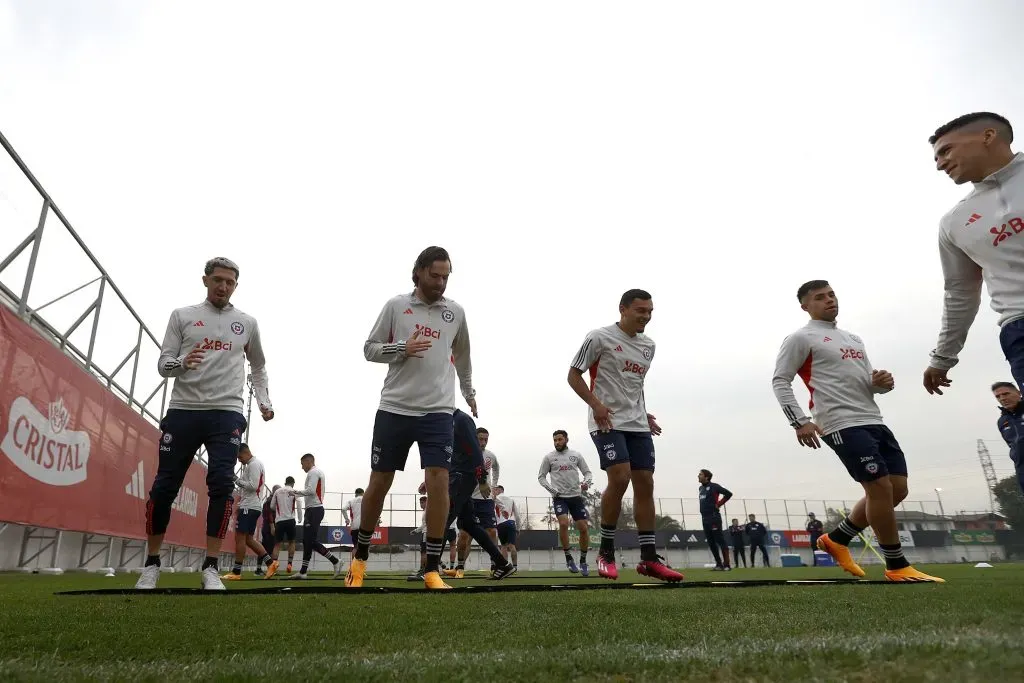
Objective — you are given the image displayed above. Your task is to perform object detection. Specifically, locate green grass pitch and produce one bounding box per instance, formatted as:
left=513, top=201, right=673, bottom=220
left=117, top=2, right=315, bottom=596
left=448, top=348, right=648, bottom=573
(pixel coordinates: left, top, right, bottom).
left=2, top=563, right=1023, bottom=682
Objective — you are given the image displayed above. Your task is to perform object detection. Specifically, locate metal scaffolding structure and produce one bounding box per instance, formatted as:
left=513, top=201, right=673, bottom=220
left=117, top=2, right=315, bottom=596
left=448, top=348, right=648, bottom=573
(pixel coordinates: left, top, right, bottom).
left=0, top=128, right=220, bottom=570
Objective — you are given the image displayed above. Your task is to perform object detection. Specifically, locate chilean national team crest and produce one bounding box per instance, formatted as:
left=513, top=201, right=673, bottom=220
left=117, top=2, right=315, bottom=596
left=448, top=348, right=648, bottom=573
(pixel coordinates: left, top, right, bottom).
left=230, top=321, right=245, bottom=335
left=441, top=309, right=455, bottom=324
left=642, top=347, right=652, bottom=360
left=568, top=455, right=577, bottom=464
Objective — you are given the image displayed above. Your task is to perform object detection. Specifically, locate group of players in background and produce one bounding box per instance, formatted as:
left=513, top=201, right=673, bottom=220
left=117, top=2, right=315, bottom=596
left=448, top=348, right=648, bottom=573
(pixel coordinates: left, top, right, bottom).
left=132, top=111, right=1024, bottom=589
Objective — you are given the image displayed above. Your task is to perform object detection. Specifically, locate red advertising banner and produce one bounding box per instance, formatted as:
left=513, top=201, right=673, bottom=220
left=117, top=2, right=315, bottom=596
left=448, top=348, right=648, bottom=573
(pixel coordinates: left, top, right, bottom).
left=783, top=530, right=813, bottom=547
left=0, top=306, right=215, bottom=549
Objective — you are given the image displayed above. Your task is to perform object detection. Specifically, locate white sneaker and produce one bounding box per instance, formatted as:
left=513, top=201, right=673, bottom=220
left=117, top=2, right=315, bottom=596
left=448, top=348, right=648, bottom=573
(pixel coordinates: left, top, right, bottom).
left=134, top=565, right=160, bottom=590
left=332, top=561, right=345, bottom=579
left=286, top=572, right=308, bottom=580
left=201, top=567, right=227, bottom=591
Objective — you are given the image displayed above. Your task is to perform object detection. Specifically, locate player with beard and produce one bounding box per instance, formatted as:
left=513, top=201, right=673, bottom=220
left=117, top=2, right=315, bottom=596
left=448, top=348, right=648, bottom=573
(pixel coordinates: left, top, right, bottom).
left=537, top=429, right=594, bottom=576
left=350, top=246, right=477, bottom=590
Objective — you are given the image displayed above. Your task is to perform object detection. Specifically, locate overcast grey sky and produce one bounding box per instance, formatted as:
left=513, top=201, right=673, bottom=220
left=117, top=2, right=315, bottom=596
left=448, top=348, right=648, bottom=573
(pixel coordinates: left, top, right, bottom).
left=1, top=0, right=1022, bottom=519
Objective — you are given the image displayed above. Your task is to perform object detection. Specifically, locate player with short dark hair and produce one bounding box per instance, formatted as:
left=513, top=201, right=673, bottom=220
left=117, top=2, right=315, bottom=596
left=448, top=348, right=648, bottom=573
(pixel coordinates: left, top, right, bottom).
left=922, top=113, right=1024, bottom=398
left=272, top=475, right=299, bottom=573
left=744, top=514, right=769, bottom=567
left=568, top=289, right=682, bottom=582
left=223, top=444, right=278, bottom=580
left=458, top=427, right=500, bottom=571
left=421, top=410, right=515, bottom=583
left=774, top=280, right=944, bottom=582
left=697, top=469, right=732, bottom=571
left=288, top=454, right=343, bottom=580
left=728, top=518, right=746, bottom=568
left=993, top=381, right=1024, bottom=494
left=806, top=513, right=824, bottom=565
left=538, top=429, right=594, bottom=575
left=135, top=257, right=274, bottom=591
left=256, top=485, right=277, bottom=576
left=352, top=246, right=476, bottom=590
left=493, top=485, right=520, bottom=569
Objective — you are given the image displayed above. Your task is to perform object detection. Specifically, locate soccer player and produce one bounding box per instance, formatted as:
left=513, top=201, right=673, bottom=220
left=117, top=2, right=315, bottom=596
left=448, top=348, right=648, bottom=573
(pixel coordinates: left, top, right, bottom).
left=342, top=488, right=364, bottom=561
left=351, top=246, right=476, bottom=590
left=135, top=257, right=274, bottom=591
left=806, top=512, right=824, bottom=565
left=287, top=454, right=343, bottom=580
left=256, top=484, right=277, bottom=576
left=458, top=427, right=500, bottom=571
left=773, top=280, right=944, bottom=582
left=413, top=495, right=430, bottom=579
left=728, top=518, right=747, bottom=568
left=537, top=429, right=594, bottom=576
left=422, top=410, right=515, bottom=582
left=223, top=444, right=278, bottom=580
left=922, top=113, right=1024, bottom=397
left=493, top=485, right=520, bottom=568
left=272, top=476, right=300, bottom=572
left=697, top=469, right=732, bottom=571
left=992, top=381, right=1024, bottom=494
left=745, top=514, right=770, bottom=567
left=567, top=289, right=682, bottom=582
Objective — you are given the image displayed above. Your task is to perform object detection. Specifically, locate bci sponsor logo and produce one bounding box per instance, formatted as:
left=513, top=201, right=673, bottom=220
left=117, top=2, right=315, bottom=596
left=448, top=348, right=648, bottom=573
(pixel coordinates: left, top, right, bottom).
left=1, top=396, right=90, bottom=486
left=414, top=324, right=442, bottom=340
left=198, top=337, right=233, bottom=351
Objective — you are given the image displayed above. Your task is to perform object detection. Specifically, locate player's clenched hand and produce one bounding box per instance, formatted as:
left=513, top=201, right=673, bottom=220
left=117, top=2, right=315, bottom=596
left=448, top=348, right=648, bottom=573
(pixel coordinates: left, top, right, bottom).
left=259, top=405, right=275, bottom=421
left=593, top=404, right=614, bottom=433
left=871, top=369, right=894, bottom=391
left=923, top=366, right=952, bottom=395
left=404, top=329, right=432, bottom=358
left=184, top=346, right=205, bottom=370
left=795, top=422, right=822, bottom=449
left=647, top=413, right=662, bottom=436
left=478, top=482, right=491, bottom=499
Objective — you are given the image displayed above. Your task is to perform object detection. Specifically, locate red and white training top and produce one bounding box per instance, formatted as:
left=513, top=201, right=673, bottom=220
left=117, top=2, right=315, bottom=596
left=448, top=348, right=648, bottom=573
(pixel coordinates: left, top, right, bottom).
left=571, top=324, right=655, bottom=433
left=234, top=456, right=265, bottom=511
left=295, top=467, right=326, bottom=510
left=272, top=485, right=298, bottom=522
left=772, top=319, right=891, bottom=436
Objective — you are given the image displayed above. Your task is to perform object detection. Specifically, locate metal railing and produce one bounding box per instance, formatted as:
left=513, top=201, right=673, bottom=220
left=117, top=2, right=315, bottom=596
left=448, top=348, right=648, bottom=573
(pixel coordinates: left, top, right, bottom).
left=301, top=492, right=972, bottom=533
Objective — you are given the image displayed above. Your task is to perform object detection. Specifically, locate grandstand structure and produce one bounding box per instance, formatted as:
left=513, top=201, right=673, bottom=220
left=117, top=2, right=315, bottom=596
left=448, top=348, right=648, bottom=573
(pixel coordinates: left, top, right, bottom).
left=0, top=129, right=257, bottom=572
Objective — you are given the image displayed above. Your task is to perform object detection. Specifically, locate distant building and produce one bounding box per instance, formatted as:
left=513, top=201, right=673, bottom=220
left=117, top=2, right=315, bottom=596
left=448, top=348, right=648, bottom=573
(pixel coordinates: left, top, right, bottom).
left=950, top=512, right=1008, bottom=531
left=894, top=510, right=953, bottom=532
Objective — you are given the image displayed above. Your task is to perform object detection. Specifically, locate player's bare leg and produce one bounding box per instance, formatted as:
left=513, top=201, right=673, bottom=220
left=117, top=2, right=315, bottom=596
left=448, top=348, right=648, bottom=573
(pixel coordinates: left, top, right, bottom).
left=575, top=519, right=590, bottom=576
left=557, top=515, right=577, bottom=573
left=346, top=471, right=393, bottom=587
left=597, top=463, right=631, bottom=580
left=631, top=470, right=683, bottom=582
left=422, top=466, right=452, bottom=589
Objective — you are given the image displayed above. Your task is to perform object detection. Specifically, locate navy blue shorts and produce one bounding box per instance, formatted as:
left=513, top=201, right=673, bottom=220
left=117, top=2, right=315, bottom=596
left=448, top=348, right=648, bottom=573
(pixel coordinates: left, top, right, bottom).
left=553, top=496, right=589, bottom=522
left=236, top=508, right=261, bottom=535
left=1000, top=318, right=1024, bottom=392
left=448, top=471, right=479, bottom=531
left=370, top=410, right=454, bottom=472
left=590, top=429, right=655, bottom=471
left=275, top=519, right=297, bottom=542
left=823, top=424, right=908, bottom=483
left=471, top=499, right=496, bottom=529
left=497, top=522, right=518, bottom=546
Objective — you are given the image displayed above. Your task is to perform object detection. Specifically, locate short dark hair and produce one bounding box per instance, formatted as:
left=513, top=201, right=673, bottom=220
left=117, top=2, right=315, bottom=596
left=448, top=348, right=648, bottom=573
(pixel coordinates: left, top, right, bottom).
left=355, top=487, right=365, bottom=496
left=620, top=289, right=652, bottom=308
left=552, top=429, right=568, bottom=439
left=476, top=427, right=488, bottom=435
left=285, top=476, right=295, bottom=486
left=205, top=257, right=239, bottom=279
left=992, top=381, right=1019, bottom=392
left=238, top=442, right=249, bottom=452
left=300, top=453, right=314, bottom=461
left=412, top=246, right=451, bottom=285
left=700, top=468, right=712, bottom=480
left=797, top=280, right=830, bottom=303
left=929, top=112, right=1013, bottom=145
